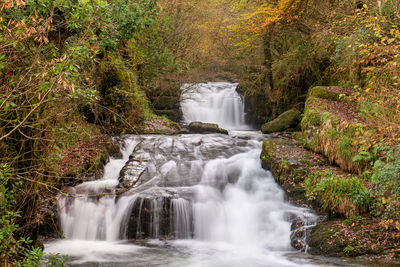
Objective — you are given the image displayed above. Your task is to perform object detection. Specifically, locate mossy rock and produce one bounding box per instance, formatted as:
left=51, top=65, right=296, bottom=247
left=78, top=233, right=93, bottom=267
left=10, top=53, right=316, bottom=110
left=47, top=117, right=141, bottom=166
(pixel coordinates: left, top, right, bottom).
left=188, top=121, right=228, bottom=134
left=154, top=109, right=182, bottom=122
left=93, top=53, right=154, bottom=134
left=308, top=86, right=340, bottom=101
left=261, top=108, right=301, bottom=133
left=260, top=139, right=277, bottom=170
left=260, top=138, right=323, bottom=207
left=107, top=142, right=122, bottom=158
left=307, top=222, right=345, bottom=256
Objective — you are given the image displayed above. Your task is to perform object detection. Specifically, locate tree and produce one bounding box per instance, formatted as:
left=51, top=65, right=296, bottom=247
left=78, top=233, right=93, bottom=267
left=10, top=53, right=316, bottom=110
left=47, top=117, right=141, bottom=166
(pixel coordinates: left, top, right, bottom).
left=239, top=0, right=307, bottom=96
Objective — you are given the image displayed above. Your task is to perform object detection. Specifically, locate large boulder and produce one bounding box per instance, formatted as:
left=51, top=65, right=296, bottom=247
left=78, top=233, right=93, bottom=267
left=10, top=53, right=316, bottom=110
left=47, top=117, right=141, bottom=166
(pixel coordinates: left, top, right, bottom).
left=261, top=108, right=301, bottom=133
left=188, top=121, right=228, bottom=134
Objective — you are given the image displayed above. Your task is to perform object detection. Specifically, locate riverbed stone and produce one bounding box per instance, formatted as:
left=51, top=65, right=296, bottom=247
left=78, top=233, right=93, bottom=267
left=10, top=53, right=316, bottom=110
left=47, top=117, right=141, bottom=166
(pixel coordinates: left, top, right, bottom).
left=188, top=121, right=228, bottom=134
left=261, top=108, right=301, bottom=133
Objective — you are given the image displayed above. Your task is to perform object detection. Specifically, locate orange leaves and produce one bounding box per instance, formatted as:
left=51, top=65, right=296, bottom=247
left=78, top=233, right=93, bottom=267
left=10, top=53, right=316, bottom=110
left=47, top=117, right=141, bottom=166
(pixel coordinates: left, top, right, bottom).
left=1, top=3, right=52, bottom=44
left=242, top=0, right=305, bottom=32
left=58, top=77, right=75, bottom=92
left=0, top=0, right=26, bottom=11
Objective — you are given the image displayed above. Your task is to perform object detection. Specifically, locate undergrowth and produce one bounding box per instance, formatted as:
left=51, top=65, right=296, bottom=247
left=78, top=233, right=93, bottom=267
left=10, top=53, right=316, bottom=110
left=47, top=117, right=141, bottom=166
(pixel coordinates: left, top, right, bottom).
left=0, top=165, right=65, bottom=266
left=369, top=145, right=400, bottom=219
left=305, top=169, right=371, bottom=217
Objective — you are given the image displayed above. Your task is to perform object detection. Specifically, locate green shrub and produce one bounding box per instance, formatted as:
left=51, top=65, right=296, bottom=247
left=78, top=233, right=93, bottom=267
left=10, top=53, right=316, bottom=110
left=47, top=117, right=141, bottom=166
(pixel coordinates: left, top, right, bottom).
left=306, top=169, right=371, bottom=217
left=370, top=145, right=400, bottom=219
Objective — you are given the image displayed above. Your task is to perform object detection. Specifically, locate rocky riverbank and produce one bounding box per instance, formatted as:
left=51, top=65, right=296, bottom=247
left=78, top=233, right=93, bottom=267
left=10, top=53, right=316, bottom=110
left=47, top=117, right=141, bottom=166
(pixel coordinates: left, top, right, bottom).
left=260, top=86, right=400, bottom=264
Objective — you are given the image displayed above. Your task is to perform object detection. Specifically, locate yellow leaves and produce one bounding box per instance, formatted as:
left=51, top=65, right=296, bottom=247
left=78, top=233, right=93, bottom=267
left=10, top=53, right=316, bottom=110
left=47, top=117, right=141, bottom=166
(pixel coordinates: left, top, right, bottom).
left=380, top=219, right=400, bottom=232
left=240, top=0, right=305, bottom=32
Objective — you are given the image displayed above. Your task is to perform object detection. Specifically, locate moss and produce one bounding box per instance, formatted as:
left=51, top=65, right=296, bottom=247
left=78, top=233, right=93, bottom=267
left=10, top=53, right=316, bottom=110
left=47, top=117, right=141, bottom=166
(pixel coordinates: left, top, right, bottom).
left=301, top=91, right=376, bottom=173
left=96, top=53, right=146, bottom=134
left=260, top=139, right=276, bottom=169
left=107, top=142, right=122, bottom=158
left=305, top=169, right=370, bottom=217
left=188, top=121, right=228, bottom=134
left=308, top=222, right=345, bottom=256
left=260, top=138, right=328, bottom=207
left=309, top=218, right=397, bottom=258
left=45, top=116, right=120, bottom=186
left=280, top=158, right=290, bottom=170
left=261, top=108, right=301, bottom=133
left=301, top=106, right=321, bottom=129
left=259, top=137, right=398, bottom=258
left=153, top=96, right=176, bottom=110
left=308, top=86, right=340, bottom=101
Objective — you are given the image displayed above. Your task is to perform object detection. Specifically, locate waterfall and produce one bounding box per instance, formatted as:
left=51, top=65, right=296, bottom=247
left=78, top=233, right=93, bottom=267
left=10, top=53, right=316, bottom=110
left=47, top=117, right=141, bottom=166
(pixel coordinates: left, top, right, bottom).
left=57, top=137, right=140, bottom=241
left=171, top=198, right=193, bottom=239
left=46, top=82, right=320, bottom=267
left=181, top=82, right=249, bottom=130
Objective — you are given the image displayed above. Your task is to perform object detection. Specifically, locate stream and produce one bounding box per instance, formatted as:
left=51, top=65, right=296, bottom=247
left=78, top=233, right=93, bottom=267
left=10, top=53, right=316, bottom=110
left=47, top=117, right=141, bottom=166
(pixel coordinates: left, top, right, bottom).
left=45, top=82, right=364, bottom=266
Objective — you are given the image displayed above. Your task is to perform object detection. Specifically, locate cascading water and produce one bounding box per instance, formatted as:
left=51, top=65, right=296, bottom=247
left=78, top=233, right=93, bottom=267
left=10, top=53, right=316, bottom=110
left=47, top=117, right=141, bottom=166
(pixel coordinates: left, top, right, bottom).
left=45, top=82, right=356, bottom=266
left=57, top=138, right=139, bottom=241
left=181, top=82, right=249, bottom=130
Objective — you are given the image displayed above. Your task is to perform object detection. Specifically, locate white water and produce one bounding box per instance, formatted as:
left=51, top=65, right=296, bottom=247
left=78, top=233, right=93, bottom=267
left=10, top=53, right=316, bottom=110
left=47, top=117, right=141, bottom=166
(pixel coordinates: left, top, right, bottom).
left=45, top=82, right=356, bottom=267
left=181, top=82, right=249, bottom=130
left=58, top=138, right=139, bottom=241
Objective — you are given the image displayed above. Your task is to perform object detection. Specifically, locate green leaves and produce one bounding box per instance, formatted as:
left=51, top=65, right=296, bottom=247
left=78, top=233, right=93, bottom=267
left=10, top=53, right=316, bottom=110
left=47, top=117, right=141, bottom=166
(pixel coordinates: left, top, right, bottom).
left=305, top=169, right=371, bottom=217
left=369, top=145, right=400, bottom=219
left=109, top=0, right=159, bottom=43
left=352, top=151, right=374, bottom=163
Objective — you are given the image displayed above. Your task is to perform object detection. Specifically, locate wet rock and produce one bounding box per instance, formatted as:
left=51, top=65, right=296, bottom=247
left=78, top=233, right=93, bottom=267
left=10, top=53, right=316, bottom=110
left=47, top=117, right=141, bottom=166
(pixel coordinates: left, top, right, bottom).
left=290, top=218, right=307, bottom=251
left=126, top=197, right=173, bottom=239
left=188, top=121, right=228, bottom=134
left=284, top=211, right=318, bottom=252
left=124, top=189, right=194, bottom=240
left=38, top=201, right=62, bottom=239
left=261, top=108, right=301, bottom=133
left=307, top=222, right=346, bottom=256
left=260, top=137, right=323, bottom=207
left=119, top=155, right=150, bottom=191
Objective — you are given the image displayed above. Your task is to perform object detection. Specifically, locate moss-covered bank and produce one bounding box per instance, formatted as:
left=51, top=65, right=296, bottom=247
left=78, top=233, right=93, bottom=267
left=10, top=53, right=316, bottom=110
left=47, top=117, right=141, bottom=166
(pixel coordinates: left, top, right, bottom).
left=261, top=136, right=399, bottom=262
left=260, top=85, right=400, bottom=262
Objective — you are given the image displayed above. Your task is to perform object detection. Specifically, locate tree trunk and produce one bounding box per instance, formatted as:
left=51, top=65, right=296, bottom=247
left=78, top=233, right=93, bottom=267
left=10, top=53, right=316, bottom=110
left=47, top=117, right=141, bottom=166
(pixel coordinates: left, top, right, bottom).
left=263, top=24, right=275, bottom=102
